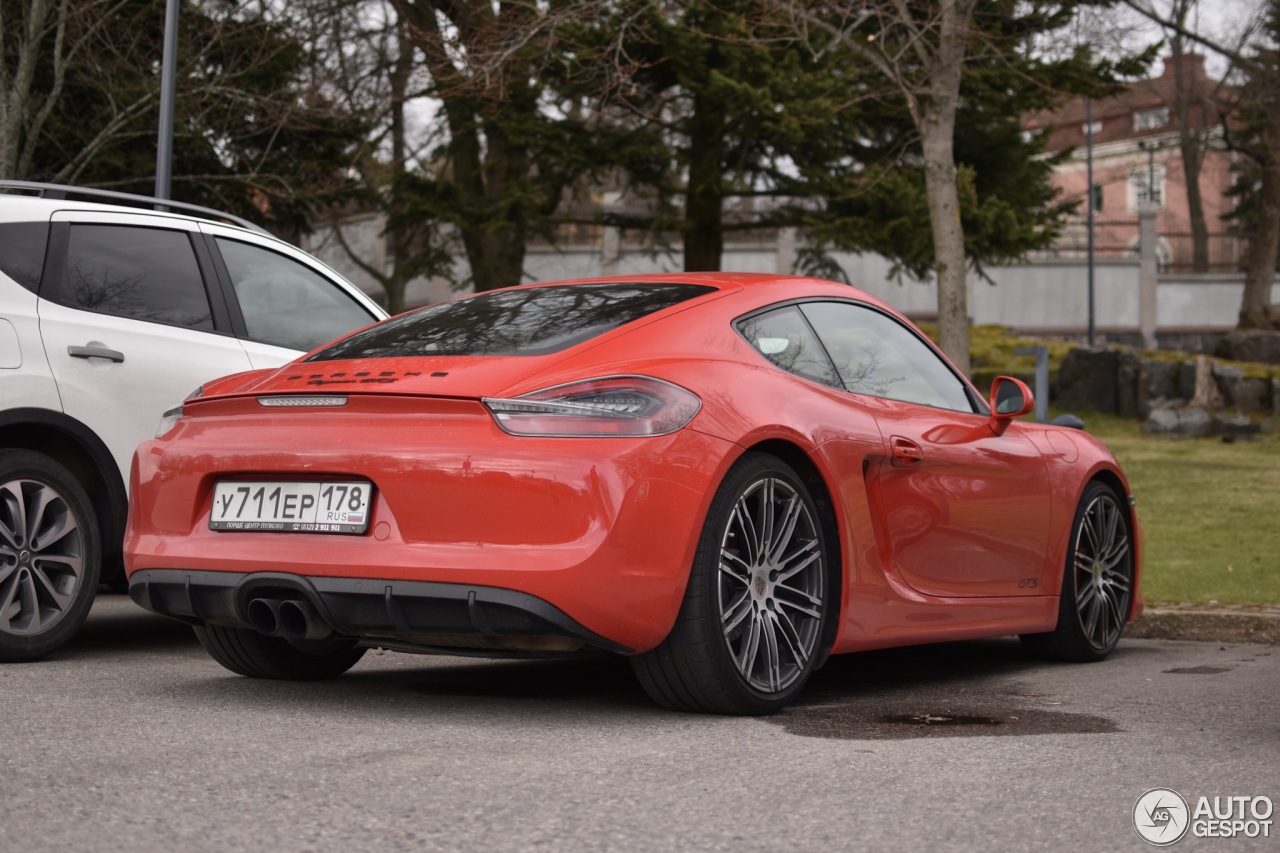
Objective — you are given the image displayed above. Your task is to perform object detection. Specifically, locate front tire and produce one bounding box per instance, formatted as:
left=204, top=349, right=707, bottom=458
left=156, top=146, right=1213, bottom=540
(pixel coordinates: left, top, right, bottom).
left=0, top=450, right=101, bottom=662
left=194, top=624, right=366, bottom=680
left=1022, top=481, right=1134, bottom=662
left=631, top=453, right=829, bottom=714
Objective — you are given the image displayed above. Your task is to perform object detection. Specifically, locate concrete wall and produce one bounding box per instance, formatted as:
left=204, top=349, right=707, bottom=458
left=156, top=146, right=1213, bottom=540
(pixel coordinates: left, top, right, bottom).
left=302, top=214, right=1279, bottom=333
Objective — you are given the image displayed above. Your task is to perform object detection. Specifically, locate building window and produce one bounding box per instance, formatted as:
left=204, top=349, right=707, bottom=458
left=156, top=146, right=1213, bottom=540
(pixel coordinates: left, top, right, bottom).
left=1134, top=107, right=1169, bottom=132
left=1081, top=120, right=1103, bottom=136
left=1128, top=165, right=1166, bottom=212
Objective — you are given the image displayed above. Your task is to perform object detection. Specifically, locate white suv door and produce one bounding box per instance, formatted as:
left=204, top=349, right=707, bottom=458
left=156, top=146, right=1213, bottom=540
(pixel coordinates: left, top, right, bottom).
left=37, top=211, right=254, bottom=482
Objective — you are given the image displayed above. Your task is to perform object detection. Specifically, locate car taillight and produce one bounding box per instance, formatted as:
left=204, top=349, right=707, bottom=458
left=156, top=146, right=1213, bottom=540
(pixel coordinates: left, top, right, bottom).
left=483, top=376, right=701, bottom=437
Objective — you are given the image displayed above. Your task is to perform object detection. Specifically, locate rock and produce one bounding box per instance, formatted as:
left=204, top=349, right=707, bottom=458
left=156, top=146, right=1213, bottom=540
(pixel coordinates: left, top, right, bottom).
left=1190, top=356, right=1225, bottom=410
left=1220, top=377, right=1272, bottom=413
left=1180, top=407, right=1215, bottom=437
left=1218, top=329, right=1280, bottom=365
left=1058, top=348, right=1122, bottom=414
left=1144, top=401, right=1216, bottom=437
left=1137, top=360, right=1180, bottom=417
left=1116, top=351, right=1142, bottom=417
left=1144, top=407, right=1181, bottom=434
left=1215, top=412, right=1261, bottom=442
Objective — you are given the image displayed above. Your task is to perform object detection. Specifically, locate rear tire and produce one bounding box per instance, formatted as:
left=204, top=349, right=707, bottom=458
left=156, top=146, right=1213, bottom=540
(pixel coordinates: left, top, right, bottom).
left=0, top=450, right=101, bottom=662
left=194, top=624, right=365, bottom=680
left=631, top=453, right=829, bottom=714
left=1022, top=481, right=1134, bottom=662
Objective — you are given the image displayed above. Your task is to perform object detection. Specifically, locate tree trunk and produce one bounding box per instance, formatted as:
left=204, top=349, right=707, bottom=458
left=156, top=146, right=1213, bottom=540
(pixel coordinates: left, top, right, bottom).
left=1170, top=16, right=1211, bottom=273
left=918, top=0, right=973, bottom=377
left=684, top=90, right=725, bottom=272
left=383, top=19, right=413, bottom=314
left=1240, top=121, right=1280, bottom=329
left=920, top=113, right=970, bottom=376
left=1185, top=152, right=1210, bottom=272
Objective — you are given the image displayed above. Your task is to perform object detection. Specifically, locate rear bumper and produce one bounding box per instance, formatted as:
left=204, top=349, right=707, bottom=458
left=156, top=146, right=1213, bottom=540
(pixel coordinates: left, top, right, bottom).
left=130, top=569, right=634, bottom=655
left=124, top=401, right=740, bottom=652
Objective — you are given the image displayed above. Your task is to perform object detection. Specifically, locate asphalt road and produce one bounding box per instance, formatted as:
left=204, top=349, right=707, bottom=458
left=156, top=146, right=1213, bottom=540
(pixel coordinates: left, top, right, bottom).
left=2, top=594, right=1276, bottom=853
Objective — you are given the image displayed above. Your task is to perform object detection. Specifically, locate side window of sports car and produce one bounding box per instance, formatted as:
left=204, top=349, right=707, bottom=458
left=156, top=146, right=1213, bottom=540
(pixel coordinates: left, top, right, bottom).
left=0, top=221, right=49, bottom=292
left=736, top=306, right=841, bottom=388
left=62, top=224, right=213, bottom=330
left=216, top=237, right=375, bottom=351
left=800, top=301, right=976, bottom=413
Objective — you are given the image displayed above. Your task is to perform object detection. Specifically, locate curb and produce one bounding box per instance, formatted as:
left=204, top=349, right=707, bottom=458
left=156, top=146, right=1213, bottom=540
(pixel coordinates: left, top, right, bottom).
left=1128, top=608, right=1280, bottom=646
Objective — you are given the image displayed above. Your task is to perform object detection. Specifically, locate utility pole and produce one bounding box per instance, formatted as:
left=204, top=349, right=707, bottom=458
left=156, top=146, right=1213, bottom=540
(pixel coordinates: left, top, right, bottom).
left=1086, top=99, right=1096, bottom=347
left=155, top=0, right=180, bottom=204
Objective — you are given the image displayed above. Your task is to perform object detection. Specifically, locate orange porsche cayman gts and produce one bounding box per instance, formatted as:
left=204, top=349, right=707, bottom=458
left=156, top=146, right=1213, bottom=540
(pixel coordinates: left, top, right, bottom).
left=125, top=274, right=1142, bottom=714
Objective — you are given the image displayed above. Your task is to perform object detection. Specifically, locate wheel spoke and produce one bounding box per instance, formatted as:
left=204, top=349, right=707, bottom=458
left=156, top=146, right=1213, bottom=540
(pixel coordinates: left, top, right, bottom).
left=31, top=566, right=73, bottom=612
left=767, top=495, right=803, bottom=565
left=774, top=609, right=808, bottom=668
left=730, top=503, right=761, bottom=567
left=736, top=613, right=763, bottom=676
left=775, top=584, right=822, bottom=620
left=776, top=538, right=820, bottom=582
left=1102, top=538, right=1130, bottom=571
left=719, top=548, right=752, bottom=585
left=0, top=482, right=27, bottom=549
left=758, top=481, right=776, bottom=566
left=760, top=613, right=782, bottom=693
left=1076, top=579, right=1097, bottom=610
left=0, top=572, right=21, bottom=626
left=721, top=590, right=752, bottom=637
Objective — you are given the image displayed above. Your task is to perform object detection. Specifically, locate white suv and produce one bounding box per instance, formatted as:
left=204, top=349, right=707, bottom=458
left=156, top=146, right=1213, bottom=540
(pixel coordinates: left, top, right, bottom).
left=0, top=182, right=387, bottom=661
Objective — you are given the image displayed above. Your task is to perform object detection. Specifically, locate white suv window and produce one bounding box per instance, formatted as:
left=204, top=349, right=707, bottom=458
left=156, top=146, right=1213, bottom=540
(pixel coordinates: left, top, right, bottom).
left=63, top=224, right=213, bottom=330
left=0, top=222, right=49, bottom=291
left=216, top=237, right=374, bottom=351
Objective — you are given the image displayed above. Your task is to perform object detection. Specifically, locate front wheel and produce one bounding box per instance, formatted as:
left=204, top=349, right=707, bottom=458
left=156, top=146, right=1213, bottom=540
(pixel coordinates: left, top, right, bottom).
left=1022, top=481, right=1134, bottom=662
left=0, top=450, right=101, bottom=662
left=631, top=453, right=829, bottom=715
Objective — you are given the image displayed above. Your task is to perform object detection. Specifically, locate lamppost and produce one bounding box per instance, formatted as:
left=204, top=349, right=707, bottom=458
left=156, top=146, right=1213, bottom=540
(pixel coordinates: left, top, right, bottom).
left=155, top=0, right=180, bottom=204
left=1137, top=138, right=1162, bottom=208
left=1086, top=99, right=1096, bottom=347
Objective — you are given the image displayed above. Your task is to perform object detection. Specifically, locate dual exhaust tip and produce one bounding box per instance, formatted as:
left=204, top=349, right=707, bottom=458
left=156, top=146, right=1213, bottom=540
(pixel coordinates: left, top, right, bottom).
left=247, top=597, right=333, bottom=641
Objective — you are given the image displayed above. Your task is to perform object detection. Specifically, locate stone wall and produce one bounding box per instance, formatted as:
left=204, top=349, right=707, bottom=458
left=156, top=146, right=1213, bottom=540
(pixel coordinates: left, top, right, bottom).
left=1056, top=347, right=1279, bottom=419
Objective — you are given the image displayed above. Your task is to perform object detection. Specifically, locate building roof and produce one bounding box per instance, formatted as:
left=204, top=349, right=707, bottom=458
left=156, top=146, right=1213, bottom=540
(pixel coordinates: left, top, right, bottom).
left=1024, top=54, right=1230, bottom=153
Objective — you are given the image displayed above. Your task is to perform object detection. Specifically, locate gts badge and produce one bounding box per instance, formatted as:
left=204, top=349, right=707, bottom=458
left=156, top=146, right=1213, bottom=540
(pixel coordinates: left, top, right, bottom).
left=1018, top=578, right=1039, bottom=589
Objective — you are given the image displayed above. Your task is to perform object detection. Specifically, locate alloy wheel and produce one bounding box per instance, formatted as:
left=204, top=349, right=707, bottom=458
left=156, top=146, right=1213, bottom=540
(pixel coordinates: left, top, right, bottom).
left=717, top=476, right=824, bottom=694
left=1072, top=492, right=1132, bottom=652
left=0, top=478, right=86, bottom=637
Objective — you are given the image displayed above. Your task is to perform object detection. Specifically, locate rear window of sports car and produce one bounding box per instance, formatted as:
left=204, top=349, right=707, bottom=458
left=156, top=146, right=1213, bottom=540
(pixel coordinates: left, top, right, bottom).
left=307, top=282, right=715, bottom=359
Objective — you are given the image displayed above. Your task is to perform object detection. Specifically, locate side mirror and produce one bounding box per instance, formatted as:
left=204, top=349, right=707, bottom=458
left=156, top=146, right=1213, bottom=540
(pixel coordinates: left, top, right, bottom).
left=988, top=376, right=1034, bottom=436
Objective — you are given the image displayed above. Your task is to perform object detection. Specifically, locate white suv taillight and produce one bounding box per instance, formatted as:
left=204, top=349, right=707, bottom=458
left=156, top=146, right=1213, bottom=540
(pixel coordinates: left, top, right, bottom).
left=483, top=376, right=701, bottom=437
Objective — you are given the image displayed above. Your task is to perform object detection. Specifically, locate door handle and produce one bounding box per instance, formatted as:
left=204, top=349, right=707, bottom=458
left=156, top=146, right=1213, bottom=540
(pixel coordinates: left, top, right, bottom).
left=890, top=436, right=923, bottom=467
left=68, top=345, right=125, bottom=363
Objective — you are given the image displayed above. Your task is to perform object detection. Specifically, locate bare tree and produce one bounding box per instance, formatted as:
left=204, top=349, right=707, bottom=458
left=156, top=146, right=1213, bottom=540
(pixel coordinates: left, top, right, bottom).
left=1124, top=0, right=1278, bottom=329
left=776, top=0, right=982, bottom=375
left=0, top=0, right=144, bottom=181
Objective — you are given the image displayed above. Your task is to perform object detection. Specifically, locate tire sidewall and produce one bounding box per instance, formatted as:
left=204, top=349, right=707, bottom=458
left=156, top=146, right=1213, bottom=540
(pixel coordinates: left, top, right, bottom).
left=691, top=453, right=829, bottom=713
left=1059, top=481, right=1134, bottom=659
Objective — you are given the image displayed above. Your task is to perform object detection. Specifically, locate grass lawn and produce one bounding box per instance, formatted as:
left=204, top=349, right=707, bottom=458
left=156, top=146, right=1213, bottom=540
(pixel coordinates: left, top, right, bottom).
left=1072, top=412, right=1280, bottom=606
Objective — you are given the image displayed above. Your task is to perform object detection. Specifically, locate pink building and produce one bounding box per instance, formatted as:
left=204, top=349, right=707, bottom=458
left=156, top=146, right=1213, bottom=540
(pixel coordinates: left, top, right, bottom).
left=1023, top=54, right=1240, bottom=272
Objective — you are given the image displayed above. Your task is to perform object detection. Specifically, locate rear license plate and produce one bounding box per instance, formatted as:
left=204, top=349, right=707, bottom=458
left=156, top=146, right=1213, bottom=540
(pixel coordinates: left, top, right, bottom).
left=210, top=481, right=373, bottom=534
